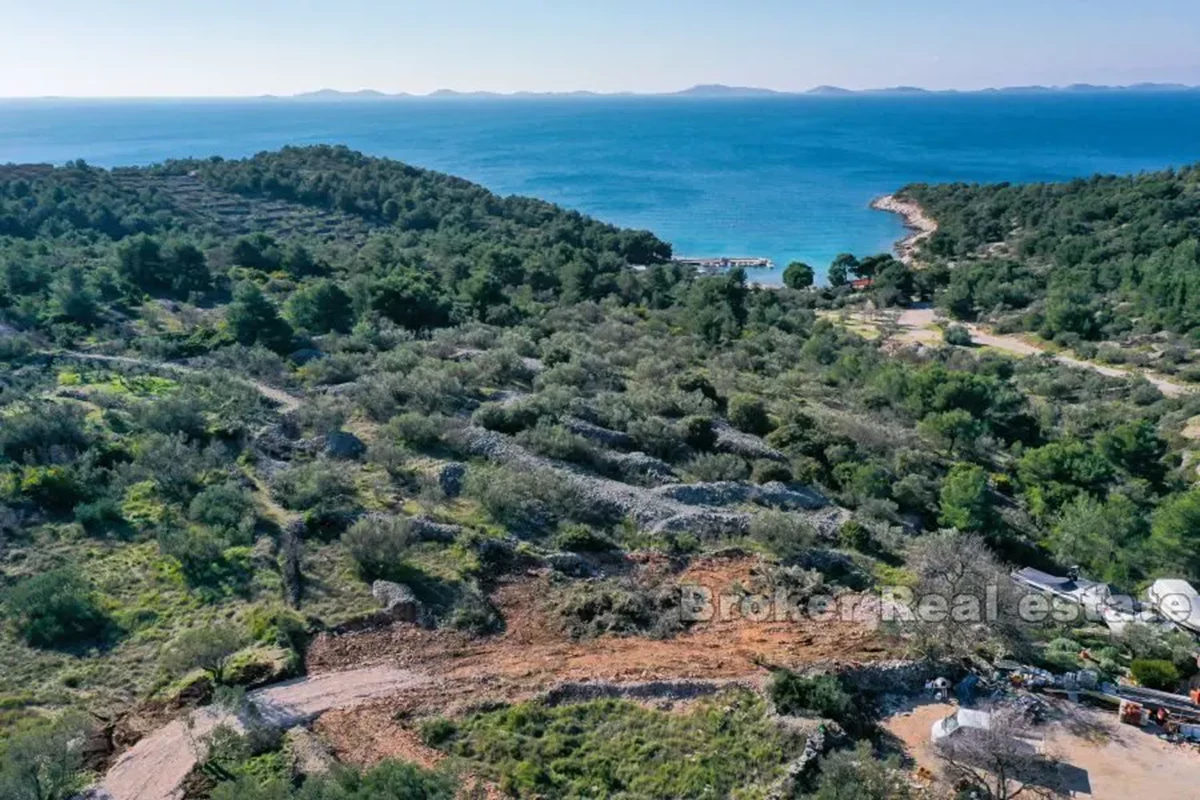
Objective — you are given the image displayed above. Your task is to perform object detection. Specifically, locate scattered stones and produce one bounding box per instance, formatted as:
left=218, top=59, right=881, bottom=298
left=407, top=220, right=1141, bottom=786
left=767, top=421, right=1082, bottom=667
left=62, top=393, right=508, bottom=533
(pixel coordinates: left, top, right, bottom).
left=371, top=580, right=423, bottom=624
left=437, top=462, right=467, bottom=498
left=651, top=481, right=829, bottom=511
left=566, top=418, right=635, bottom=449
left=252, top=423, right=297, bottom=460
left=285, top=728, right=336, bottom=777
left=463, top=426, right=850, bottom=539
left=409, top=516, right=462, bottom=543
left=605, top=451, right=678, bottom=486
left=713, top=420, right=788, bottom=462
left=324, top=430, right=366, bottom=460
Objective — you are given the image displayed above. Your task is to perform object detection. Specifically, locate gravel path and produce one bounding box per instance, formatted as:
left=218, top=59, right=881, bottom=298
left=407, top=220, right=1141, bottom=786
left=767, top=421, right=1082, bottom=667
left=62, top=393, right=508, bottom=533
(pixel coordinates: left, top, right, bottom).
left=894, top=308, right=1194, bottom=398
left=100, top=667, right=433, bottom=800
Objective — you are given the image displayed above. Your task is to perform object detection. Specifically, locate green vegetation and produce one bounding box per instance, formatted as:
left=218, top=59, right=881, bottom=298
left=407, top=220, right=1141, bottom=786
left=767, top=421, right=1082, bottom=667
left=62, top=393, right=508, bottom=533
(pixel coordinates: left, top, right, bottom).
left=0, top=711, right=94, bottom=800
left=906, top=168, right=1200, bottom=337
left=4, top=148, right=1200, bottom=797
left=767, top=671, right=854, bottom=725
left=1130, top=658, right=1181, bottom=691
left=423, top=691, right=803, bottom=798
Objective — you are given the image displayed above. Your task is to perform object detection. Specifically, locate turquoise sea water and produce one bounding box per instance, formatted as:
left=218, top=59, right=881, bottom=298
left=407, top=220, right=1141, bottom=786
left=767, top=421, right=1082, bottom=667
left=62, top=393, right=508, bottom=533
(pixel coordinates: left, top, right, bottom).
left=3, top=93, right=1200, bottom=284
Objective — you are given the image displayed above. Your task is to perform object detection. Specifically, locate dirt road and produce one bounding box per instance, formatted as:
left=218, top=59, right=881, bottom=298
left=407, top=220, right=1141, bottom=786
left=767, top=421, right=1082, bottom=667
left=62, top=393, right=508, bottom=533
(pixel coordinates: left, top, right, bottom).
left=100, top=667, right=434, bottom=800
left=891, top=308, right=1193, bottom=398
left=885, top=699, right=1200, bottom=799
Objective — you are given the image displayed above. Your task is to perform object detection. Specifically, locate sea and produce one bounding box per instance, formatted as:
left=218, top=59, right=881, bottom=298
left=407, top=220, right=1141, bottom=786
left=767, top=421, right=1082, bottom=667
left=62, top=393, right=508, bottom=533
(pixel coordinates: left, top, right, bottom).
left=3, top=92, right=1200, bottom=284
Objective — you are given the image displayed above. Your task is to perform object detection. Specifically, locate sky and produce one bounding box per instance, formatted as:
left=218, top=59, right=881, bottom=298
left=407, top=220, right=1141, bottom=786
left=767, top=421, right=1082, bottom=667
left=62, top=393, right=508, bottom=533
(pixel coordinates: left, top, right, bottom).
left=3, top=0, right=1200, bottom=97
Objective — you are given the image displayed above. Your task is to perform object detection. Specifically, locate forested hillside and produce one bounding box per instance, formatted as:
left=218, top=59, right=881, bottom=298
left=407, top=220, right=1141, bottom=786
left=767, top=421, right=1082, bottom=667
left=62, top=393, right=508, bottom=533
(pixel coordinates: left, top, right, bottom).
left=905, top=165, right=1200, bottom=341
left=2, top=149, right=1200, bottom=799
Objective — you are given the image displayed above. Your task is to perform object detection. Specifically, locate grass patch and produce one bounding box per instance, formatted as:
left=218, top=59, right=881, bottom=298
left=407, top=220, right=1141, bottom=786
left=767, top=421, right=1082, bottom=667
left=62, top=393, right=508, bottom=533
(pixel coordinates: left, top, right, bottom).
left=424, top=689, right=803, bottom=799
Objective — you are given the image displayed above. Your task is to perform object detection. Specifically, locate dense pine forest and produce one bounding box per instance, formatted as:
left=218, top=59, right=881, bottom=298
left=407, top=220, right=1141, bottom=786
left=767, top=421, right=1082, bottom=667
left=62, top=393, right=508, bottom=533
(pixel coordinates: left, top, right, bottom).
left=905, top=165, right=1200, bottom=343
left=2, top=148, right=1200, bottom=799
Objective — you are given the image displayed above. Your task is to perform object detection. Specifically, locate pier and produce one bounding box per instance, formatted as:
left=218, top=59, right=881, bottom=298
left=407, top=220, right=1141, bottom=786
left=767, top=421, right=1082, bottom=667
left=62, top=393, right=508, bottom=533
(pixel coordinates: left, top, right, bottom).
left=672, top=256, right=775, bottom=274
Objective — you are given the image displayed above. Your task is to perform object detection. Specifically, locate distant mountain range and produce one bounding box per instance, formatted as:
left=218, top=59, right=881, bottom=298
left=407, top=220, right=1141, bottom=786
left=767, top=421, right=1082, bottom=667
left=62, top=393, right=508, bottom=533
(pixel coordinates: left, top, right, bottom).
left=284, top=82, right=1200, bottom=100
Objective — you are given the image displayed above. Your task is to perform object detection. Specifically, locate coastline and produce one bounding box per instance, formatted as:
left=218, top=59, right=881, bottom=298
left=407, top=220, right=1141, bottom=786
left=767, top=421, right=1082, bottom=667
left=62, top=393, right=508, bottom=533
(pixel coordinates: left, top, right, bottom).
left=871, top=194, right=937, bottom=264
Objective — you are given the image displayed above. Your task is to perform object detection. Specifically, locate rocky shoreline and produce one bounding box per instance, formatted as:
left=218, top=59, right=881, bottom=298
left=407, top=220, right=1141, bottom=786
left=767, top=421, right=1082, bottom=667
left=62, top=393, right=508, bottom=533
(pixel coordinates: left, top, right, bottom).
left=871, top=193, right=937, bottom=264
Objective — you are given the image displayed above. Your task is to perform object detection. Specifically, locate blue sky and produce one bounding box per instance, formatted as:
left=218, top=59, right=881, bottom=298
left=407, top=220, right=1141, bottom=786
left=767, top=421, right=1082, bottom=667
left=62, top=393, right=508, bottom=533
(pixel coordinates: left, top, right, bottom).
left=3, top=0, right=1200, bottom=96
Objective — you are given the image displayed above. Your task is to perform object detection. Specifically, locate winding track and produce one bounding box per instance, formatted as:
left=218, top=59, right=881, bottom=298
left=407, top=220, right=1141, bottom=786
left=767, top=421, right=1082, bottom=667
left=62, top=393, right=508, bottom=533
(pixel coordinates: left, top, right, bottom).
left=892, top=308, right=1194, bottom=398
left=100, top=667, right=433, bottom=800
left=44, top=350, right=304, bottom=413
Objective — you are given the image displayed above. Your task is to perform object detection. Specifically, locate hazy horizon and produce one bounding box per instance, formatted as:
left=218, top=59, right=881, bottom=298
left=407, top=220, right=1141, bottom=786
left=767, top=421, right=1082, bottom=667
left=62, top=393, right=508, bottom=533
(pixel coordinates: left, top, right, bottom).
left=3, top=0, right=1200, bottom=98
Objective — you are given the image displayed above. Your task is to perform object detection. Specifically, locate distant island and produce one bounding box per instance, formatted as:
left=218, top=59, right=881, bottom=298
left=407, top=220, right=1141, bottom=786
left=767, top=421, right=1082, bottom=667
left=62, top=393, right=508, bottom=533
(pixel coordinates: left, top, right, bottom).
left=276, top=82, right=1200, bottom=101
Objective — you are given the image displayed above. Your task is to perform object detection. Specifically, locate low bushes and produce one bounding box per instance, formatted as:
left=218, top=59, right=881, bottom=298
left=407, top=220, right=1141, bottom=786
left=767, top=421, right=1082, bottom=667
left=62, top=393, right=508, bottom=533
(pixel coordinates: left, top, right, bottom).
left=342, top=515, right=415, bottom=582
left=422, top=691, right=802, bottom=798
left=2, top=567, right=111, bottom=649
left=1130, top=658, right=1180, bottom=691
left=767, top=670, right=854, bottom=724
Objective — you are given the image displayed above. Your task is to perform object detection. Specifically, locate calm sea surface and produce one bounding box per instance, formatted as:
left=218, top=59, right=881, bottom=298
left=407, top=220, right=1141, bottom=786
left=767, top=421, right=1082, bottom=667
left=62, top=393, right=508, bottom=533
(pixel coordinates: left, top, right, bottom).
left=3, top=93, right=1200, bottom=283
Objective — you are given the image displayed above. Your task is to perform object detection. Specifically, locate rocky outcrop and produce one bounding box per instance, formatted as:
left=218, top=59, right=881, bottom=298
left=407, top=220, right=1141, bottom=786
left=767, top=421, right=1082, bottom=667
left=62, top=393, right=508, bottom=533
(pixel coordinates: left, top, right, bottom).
left=713, top=421, right=788, bottom=462
left=409, top=516, right=462, bottom=543
left=371, top=581, right=423, bottom=624
left=462, top=426, right=847, bottom=541
left=285, top=728, right=336, bottom=777
left=565, top=418, right=635, bottom=449
left=324, top=430, right=366, bottom=460
left=605, top=451, right=678, bottom=486
left=437, top=462, right=467, bottom=498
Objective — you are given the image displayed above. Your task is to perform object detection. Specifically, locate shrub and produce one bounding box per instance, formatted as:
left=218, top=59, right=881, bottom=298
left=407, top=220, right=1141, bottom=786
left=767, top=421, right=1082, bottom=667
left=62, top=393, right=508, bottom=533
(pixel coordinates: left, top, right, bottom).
left=767, top=671, right=853, bottom=723
left=553, top=524, right=618, bottom=553
left=838, top=519, right=874, bottom=552
left=1130, top=658, right=1180, bottom=691
left=472, top=402, right=542, bottom=435
left=627, top=417, right=687, bottom=461
left=162, top=624, right=247, bottom=684
left=751, top=459, right=792, bottom=484
left=0, top=403, right=89, bottom=464
left=685, top=452, right=749, bottom=482
left=384, top=412, right=447, bottom=450
left=812, top=742, right=912, bottom=800
left=679, top=414, right=717, bottom=452
left=189, top=483, right=257, bottom=544
left=246, top=605, right=309, bottom=653
left=73, top=497, right=125, bottom=536
left=3, top=567, right=110, bottom=648
left=516, top=422, right=598, bottom=466
left=137, top=393, right=208, bottom=441
left=943, top=324, right=973, bottom=346
left=466, top=466, right=599, bottom=537
left=728, top=394, right=772, bottom=436
left=295, top=761, right=457, bottom=800
left=271, top=458, right=358, bottom=530
left=342, top=515, right=415, bottom=582
left=0, top=711, right=94, bottom=800
left=19, top=465, right=85, bottom=511
left=420, top=717, right=458, bottom=748
left=749, top=511, right=815, bottom=561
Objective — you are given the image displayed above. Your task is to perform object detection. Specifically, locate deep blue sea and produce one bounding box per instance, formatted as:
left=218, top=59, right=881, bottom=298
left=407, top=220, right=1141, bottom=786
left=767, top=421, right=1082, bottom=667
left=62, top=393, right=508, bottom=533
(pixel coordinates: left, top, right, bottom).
left=3, top=93, right=1200, bottom=284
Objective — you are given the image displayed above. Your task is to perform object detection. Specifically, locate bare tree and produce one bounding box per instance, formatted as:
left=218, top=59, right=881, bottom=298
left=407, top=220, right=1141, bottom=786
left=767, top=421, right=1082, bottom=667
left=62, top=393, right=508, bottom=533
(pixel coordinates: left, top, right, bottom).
left=900, top=530, right=1031, bottom=659
left=935, top=707, right=1066, bottom=800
